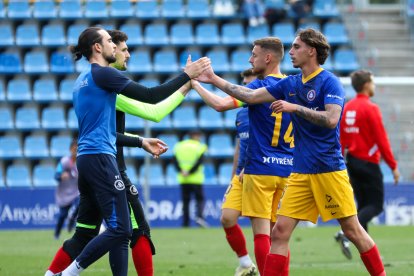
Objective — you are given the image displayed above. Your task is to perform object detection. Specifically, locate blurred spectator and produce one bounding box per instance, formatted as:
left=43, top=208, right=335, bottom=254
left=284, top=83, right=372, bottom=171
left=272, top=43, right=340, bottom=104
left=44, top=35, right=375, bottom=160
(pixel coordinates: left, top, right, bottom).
left=289, top=0, right=313, bottom=18
left=173, top=130, right=208, bottom=228
left=243, top=0, right=267, bottom=27
left=54, top=139, right=79, bottom=239
left=214, top=0, right=236, bottom=16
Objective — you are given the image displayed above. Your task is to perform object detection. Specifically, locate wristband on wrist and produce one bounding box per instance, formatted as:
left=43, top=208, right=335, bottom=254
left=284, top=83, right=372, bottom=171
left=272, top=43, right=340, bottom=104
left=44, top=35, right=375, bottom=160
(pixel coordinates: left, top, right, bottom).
left=137, top=136, right=143, bottom=148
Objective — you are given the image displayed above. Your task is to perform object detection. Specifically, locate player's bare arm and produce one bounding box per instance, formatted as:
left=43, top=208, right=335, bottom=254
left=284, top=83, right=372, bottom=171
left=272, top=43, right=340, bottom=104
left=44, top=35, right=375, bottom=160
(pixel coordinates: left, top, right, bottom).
left=271, top=101, right=342, bottom=129
left=197, top=65, right=275, bottom=104
left=192, top=80, right=236, bottom=111
left=178, top=81, right=192, bottom=96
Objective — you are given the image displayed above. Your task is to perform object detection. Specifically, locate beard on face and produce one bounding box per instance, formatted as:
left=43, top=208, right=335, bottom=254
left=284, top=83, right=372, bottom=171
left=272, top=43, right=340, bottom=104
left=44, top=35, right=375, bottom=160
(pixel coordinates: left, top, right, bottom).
left=104, top=53, right=117, bottom=64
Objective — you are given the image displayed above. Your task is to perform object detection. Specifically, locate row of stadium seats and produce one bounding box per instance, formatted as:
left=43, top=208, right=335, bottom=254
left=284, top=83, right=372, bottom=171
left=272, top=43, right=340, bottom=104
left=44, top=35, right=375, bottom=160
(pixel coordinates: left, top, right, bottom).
left=0, top=20, right=349, bottom=48
left=0, top=132, right=236, bottom=160
left=0, top=161, right=234, bottom=188
left=0, top=0, right=338, bottom=21
left=0, top=47, right=359, bottom=75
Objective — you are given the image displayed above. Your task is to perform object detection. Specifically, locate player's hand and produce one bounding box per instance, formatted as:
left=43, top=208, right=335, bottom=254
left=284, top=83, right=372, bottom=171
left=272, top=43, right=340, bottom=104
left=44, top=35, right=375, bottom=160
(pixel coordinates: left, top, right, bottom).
left=238, top=169, right=245, bottom=184
left=61, top=171, right=70, bottom=181
left=142, top=138, right=168, bottom=158
left=195, top=64, right=216, bottom=84
left=184, top=56, right=211, bottom=79
left=392, top=168, right=400, bottom=185
left=270, top=100, right=297, bottom=113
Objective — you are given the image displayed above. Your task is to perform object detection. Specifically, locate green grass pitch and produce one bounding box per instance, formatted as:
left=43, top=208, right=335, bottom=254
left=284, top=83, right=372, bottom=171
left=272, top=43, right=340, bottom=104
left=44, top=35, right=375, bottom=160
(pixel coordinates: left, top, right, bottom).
left=0, top=225, right=413, bottom=275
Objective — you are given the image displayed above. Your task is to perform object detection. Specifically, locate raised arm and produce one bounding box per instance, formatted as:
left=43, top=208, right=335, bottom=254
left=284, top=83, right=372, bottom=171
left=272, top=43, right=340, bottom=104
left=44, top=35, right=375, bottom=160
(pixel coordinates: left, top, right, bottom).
left=197, top=66, right=275, bottom=104
left=191, top=80, right=238, bottom=112
left=116, top=82, right=191, bottom=122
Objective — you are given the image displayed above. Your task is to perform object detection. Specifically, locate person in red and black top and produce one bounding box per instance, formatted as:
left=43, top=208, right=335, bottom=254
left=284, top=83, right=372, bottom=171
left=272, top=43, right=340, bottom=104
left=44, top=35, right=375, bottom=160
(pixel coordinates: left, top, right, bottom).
left=335, top=69, right=401, bottom=259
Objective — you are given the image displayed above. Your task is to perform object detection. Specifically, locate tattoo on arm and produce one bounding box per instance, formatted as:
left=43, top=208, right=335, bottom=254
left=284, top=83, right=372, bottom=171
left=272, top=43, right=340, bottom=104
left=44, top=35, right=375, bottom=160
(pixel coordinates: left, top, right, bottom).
left=295, top=104, right=342, bottom=128
left=224, top=83, right=254, bottom=102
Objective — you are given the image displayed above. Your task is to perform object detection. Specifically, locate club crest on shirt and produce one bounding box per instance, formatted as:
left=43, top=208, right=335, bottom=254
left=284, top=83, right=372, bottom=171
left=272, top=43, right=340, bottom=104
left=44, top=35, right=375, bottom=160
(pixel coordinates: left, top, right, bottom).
left=129, top=185, right=138, bottom=195
left=307, top=90, right=316, bottom=101
left=114, top=180, right=125, bottom=190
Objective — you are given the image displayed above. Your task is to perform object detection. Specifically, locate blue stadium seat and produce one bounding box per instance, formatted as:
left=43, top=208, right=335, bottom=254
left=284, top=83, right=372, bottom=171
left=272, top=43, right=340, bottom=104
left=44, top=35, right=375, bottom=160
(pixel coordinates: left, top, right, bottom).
left=161, top=0, right=185, bottom=19
left=187, top=0, right=211, bottom=19
left=124, top=113, right=145, bottom=131
left=156, top=134, right=179, bottom=158
left=170, top=23, right=194, bottom=46
left=312, top=0, right=339, bottom=18
left=223, top=108, right=239, bottom=128
left=149, top=114, right=173, bottom=130
left=59, top=77, right=76, bottom=102
left=321, top=55, right=333, bottom=71
left=15, top=106, right=40, bottom=130
left=218, top=162, right=233, bottom=185
left=230, top=49, right=252, bottom=72
left=172, top=106, right=198, bottom=129
left=42, top=106, right=67, bottom=130
left=50, top=51, right=75, bottom=74
left=139, top=78, right=160, bottom=87
left=0, top=167, right=4, bottom=188
left=272, top=22, right=295, bottom=46
left=75, top=58, right=90, bottom=73
left=0, top=79, right=4, bottom=100
left=204, top=162, right=218, bottom=185
left=0, top=2, right=5, bottom=19
left=125, top=164, right=139, bottom=185
left=127, top=50, right=152, bottom=73
left=16, top=23, right=40, bottom=47
left=110, top=0, right=135, bottom=18
left=264, top=0, right=285, bottom=9
left=0, top=136, right=23, bottom=159
left=206, top=49, right=230, bottom=73
left=144, top=23, right=169, bottom=46
left=6, top=164, right=31, bottom=188
left=33, top=0, right=58, bottom=20
left=165, top=164, right=178, bottom=185
left=7, top=0, right=32, bottom=20
left=221, top=23, right=246, bottom=45
left=282, top=53, right=300, bottom=74
left=0, top=52, right=22, bottom=74
left=33, top=164, right=57, bottom=187
left=24, top=50, right=49, bottom=74
left=50, top=135, right=72, bottom=158
left=0, top=24, right=14, bottom=46
left=208, top=133, right=234, bottom=158
left=119, top=24, right=143, bottom=46
left=42, top=23, right=66, bottom=47
left=247, top=24, right=270, bottom=43
left=198, top=106, right=224, bottom=129
left=139, top=163, right=165, bottom=186
left=67, top=23, right=88, bottom=45
left=153, top=50, right=178, bottom=73
left=195, top=23, right=220, bottom=45
left=67, top=107, right=78, bottom=129
left=298, top=21, right=321, bottom=31
left=33, top=78, right=58, bottom=102
left=323, top=22, right=349, bottom=46
left=59, top=0, right=83, bottom=19
left=179, top=49, right=202, bottom=68
left=24, top=135, right=49, bottom=159
left=129, top=146, right=147, bottom=159
left=136, top=0, right=159, bottom=19
left=343, top=84, right=356, bottom=100
left=333, top=49, right=359, bottom=74
left=0, top=107, right=14, bottom=131
left=7, top=78, right=31, bottom=102
left=84, top=0, right=108, bottom=19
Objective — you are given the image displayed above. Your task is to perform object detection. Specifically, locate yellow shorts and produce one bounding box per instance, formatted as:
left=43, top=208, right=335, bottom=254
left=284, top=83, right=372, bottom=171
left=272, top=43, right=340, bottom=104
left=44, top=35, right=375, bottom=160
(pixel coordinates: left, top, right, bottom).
left=221, top=175, right=242, bottom=212
left=278, top=170, right=357, bottom=224
left=242, top=174, right=288, bottom=222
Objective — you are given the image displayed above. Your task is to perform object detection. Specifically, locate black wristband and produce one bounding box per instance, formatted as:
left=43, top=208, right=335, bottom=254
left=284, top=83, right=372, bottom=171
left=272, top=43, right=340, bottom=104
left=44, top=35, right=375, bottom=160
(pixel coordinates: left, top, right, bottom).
left=137, top=136, right=143, bottom=148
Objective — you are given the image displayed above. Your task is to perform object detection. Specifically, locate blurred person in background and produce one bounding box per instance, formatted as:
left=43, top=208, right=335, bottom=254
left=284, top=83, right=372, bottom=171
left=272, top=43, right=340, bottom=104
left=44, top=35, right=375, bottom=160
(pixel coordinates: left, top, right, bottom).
left=173, top=130, right=209, bottom=228
left=335, top=69, right=400, bottom=260
left=54, top=139, right=79, bottom=240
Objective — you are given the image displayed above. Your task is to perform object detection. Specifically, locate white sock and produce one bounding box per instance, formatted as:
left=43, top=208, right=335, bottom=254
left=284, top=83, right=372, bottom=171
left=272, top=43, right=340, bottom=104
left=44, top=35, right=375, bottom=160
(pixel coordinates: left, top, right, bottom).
left=44, top=271, right=54, bottom=276
left=62, top=260, right=84, bottom=276
left=239, top=254, right=253, bottom=268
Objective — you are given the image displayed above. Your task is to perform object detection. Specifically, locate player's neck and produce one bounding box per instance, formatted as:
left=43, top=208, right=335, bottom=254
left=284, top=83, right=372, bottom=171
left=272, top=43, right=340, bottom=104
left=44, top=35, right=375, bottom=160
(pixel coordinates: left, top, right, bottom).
left=301, top=63, right=321, bottom=79
left=89, top=55, right=109, bottom=67
left=265, top=64, right=281, bottom=77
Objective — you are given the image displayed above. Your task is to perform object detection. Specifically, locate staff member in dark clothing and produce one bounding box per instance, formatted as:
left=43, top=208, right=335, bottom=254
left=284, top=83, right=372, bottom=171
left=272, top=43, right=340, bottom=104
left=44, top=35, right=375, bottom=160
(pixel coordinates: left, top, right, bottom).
left=173, top=130, right=209, bottom=228
left=335, top=69, right=400, bottom=259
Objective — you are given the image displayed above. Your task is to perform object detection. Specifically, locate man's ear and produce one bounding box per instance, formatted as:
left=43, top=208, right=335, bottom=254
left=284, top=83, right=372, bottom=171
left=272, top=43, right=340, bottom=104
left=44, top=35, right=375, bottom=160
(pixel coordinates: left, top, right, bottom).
left=93, top=43, right=102, bottom=54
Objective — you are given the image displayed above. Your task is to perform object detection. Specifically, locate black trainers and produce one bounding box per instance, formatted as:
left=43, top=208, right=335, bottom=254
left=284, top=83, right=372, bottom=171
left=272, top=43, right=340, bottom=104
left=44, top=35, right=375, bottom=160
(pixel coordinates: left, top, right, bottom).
left=335, top=231, right=352, bottom=260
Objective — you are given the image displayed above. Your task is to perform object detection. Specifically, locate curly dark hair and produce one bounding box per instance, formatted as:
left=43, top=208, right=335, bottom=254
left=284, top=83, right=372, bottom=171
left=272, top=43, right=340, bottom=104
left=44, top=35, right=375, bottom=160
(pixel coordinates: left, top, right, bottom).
left=297, top=28, right=330, bottom=65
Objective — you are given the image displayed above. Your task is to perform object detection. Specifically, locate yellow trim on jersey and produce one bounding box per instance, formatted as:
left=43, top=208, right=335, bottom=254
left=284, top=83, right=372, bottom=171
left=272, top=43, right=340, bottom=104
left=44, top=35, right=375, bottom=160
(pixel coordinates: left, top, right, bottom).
left=302, top=67, right=324, bottom=84
left=267, top=73, right=287, bottom=79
